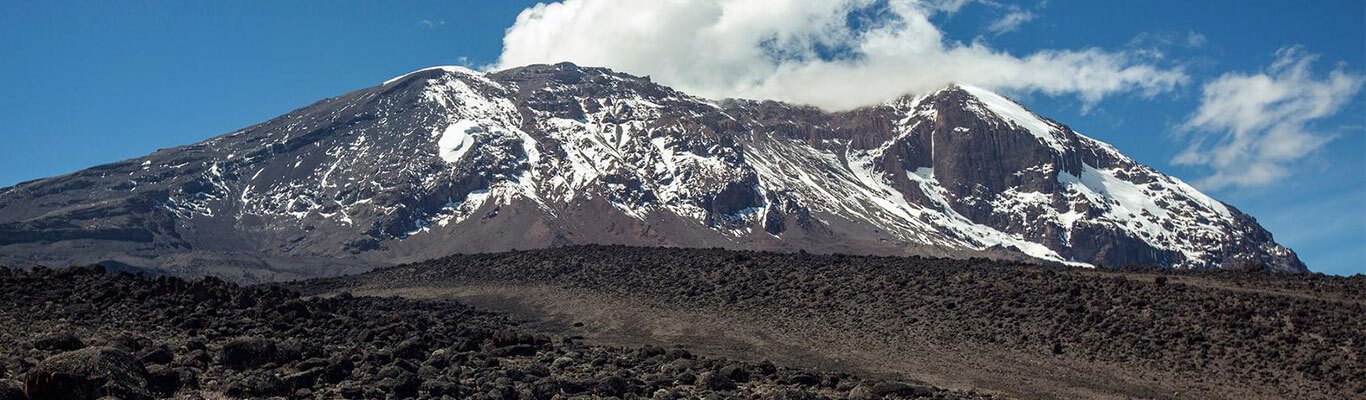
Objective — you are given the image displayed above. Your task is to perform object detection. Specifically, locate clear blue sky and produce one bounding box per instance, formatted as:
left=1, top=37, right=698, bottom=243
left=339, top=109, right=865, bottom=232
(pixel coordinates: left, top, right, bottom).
left=0, top=1, right=1362, bottom=275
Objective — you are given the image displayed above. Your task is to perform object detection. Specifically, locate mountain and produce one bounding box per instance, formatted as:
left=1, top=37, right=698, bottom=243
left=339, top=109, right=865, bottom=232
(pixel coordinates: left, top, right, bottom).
left=0, top=63, right=1305, bottom=279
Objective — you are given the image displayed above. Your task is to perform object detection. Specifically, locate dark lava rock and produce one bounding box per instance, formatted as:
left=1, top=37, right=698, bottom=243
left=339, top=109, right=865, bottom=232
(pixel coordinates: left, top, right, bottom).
left=788, top=372, right=821, bottom=386
left=870, top=381, right=928, bottom=397
left=380, top=372, right=420, bottom=397
left=491, top=344, right=537, bottom=357
left=32, top=333, right=84, bottom=352
left=639, top=345, right=666, bottom=358
left=274, top=338, right=312, bottom=364
left=275, top=299, right=311, bottom=318
left=529, top=378, right=558, bottom=399
left=422, top=379, right=463, bottom=397
left=720, top=365, right=750, bottom=383
left=0, top=380, right=23, bottom=400
left=377, top=364, right=405, bottom=379
left=219, top=337, right=277, bottom=370
left=697, top=372, right=736, bottom=391
left=760, top=388, right=820, bottom=400
left=144, top=365, right=184, bottom=397
left=22, top=346, right=150, bottom=400
left=138, top=346, right=174, bottom=365
left=282, top=368, right=322, bottom=390
left=105, top=335, right=151, bottom=353
left=223, top=371, right=286, bottom=397
left=392, top=337, right=428, bottom=360
left=598, top=375, right=630, bottom=396
left=321, top=358, right=355, bottom=384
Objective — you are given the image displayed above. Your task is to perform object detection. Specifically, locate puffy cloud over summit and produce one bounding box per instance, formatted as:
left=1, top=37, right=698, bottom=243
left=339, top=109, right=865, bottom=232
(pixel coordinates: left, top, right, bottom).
left=496, top=0, right=1187, bottom=110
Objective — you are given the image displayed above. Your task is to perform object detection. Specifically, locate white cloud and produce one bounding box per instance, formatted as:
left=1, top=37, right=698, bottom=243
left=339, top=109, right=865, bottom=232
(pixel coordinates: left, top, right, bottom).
left=921, top=0, right=973, bottom=14
left=1126, top=30, right=1207, bottom=57
left=1184, top=31, right=1207, bottom=48
left=987, top=9, right=1033, bottom=35
left=1174, top=46, right=1363, bottom=189
left=495, top=0, right=1186, bottom=110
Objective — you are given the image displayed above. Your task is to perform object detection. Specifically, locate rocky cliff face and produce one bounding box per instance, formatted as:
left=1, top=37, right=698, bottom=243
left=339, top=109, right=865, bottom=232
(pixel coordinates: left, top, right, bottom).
left=0, top=63, right=1305, bottom=279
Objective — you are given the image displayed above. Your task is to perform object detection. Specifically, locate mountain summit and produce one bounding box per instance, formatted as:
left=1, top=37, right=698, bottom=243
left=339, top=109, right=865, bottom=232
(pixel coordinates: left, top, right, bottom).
left=0, top=63, right=1305, bottom=279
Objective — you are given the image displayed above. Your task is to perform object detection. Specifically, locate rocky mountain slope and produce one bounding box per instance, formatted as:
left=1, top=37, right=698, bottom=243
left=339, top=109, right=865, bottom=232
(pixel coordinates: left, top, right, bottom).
left=0, top=63, right=1305, bottom=278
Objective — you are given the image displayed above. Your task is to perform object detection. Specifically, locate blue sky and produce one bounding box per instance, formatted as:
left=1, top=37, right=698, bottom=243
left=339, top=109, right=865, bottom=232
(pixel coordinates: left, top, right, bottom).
left=0, top=1, right=1362, bottom=275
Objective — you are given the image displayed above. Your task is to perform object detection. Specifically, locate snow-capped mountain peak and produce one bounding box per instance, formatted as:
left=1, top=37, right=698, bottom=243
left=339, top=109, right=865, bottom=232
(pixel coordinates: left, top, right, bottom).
left=0, top=63, right=1304, bottom=278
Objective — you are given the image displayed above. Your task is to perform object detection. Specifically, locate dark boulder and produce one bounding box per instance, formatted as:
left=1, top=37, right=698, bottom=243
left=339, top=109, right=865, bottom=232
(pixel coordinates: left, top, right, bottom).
left=282, top=368, right=323, bottom=390
left=377, top=365, right=405, bottom=379
left=787, top=372, right=820, bottom=386
left=219, top=337, right=277, bottom=370
left=223, top=371, right=286, bottom=398
left=0, top=380, right=23, bottom=400
left=32, top=333, right=84, bottom=352
left=697, top=372, right=736, bottom=391
left=759, top=388, right=819, bottom=400
left=421, top=379, right=463, bottom=397
left=143, top=365, right=184, bottom=397
left=380, top=372, right=420, bottom=398
left=872, top=381, right=913, bottom=395
left=275, top=299, right=312, bottom=318
left=22, top=346, right=151, bottom=400
left=529, top=378, right=558, bottom=399
left=104, top=335, right=151, bottom=353
left=490, top=344, right=537, bottom=357
left=392, top=337, right=428, bottom=360
left=321, top=357, right=355, bottom=384
left=719, top=365, right=750, bottom=383
left=596, top=375, right=629, bottom=396
left=638, top=345, right=666, bottom=358
left=137, top=346, right=173, bottom=365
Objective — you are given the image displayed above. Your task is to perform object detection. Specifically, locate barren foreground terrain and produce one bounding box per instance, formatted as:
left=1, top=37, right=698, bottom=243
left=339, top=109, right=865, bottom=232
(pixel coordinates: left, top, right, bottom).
left=300, top=246, right=1364, bottom=399
left=1, top=246, right=1361, bottom=399
left=0, top=264, right=987, bottom=399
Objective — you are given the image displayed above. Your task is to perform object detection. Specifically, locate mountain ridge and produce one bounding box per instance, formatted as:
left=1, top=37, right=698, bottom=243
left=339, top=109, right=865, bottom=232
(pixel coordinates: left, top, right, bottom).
left=0, top=62, right=1306, bottom=279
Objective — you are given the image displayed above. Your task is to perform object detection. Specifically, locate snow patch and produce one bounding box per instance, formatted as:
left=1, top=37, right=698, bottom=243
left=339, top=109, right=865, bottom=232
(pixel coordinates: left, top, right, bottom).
left=959, top=84, right=1066, bottom=152
left=382, top=65, right=483, bottom=86
left=1056, top=164, right=1234, bottom=266
left=437, top=120, right=482, bottom=163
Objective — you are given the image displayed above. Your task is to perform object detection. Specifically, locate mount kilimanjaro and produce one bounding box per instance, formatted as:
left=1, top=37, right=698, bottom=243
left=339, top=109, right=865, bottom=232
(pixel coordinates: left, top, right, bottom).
left=0, top=63, right=1305, bottom=279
